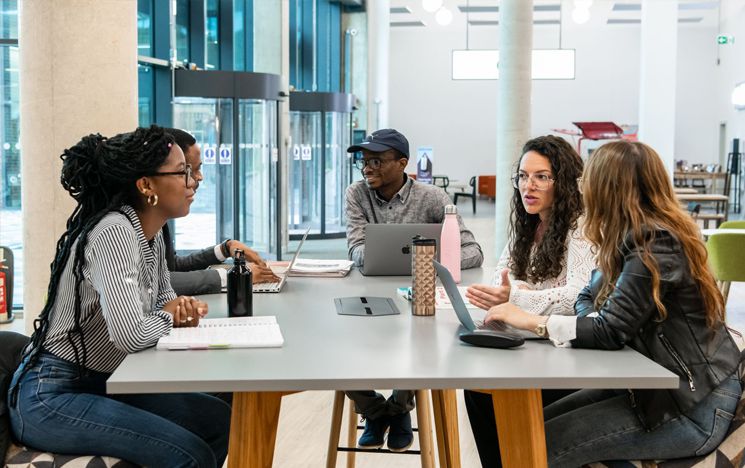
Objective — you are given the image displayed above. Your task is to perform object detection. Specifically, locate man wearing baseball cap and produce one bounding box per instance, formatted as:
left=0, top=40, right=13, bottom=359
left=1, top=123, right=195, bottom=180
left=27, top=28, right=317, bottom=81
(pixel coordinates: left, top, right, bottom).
left=343, top=128, right=483, bottom=452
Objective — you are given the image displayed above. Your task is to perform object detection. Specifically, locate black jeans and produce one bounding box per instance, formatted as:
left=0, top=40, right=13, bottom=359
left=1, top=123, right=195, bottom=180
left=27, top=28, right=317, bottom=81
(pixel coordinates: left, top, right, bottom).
left=464, top=389, right=576, bottom=468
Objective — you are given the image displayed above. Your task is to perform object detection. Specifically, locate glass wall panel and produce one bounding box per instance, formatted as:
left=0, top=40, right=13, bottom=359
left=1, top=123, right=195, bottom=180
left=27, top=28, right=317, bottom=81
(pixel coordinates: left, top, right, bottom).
left=172, top=98, right=234, bottom=250
left=175, top=0, right=190, bottom=63
left=205, top=0, right=220, bottom=70
left=0, top=44, right=21, bottom=306
left=137, top=64, right=154, bottom=126
left=344, top=10, right=367, bottom=132
left=0, top=0, right=17, bottom=39
left=253, top=1, right=281, bottom=75
left=324, top=112, right=350, bottom=233
left=233, top=0, right=247, bottom=71
left=137, top=0, right=153, bottom=56
left=288, top=112, right=322, bottom=235
left=237, top=100, right=277, bottom=253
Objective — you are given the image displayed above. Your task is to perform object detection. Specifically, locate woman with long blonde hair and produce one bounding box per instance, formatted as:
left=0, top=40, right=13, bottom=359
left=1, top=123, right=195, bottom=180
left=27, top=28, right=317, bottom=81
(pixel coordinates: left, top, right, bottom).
left=480, top=141, right=741, bottom=466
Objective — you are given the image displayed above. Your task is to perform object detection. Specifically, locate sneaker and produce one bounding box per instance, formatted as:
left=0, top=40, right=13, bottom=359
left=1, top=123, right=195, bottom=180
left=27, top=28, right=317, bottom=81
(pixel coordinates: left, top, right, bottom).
left=358, top=416, right=390, bottom=449
left=387, top=412, right=414, bottom=452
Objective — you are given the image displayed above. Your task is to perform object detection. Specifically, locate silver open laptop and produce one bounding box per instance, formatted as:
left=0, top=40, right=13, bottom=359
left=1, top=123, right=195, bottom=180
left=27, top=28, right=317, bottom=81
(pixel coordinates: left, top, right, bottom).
left=253, top=227, right=310, bottom=293
left=362, top=223, right=443, bottom=276
left=433, top=260, right=543, bottom=340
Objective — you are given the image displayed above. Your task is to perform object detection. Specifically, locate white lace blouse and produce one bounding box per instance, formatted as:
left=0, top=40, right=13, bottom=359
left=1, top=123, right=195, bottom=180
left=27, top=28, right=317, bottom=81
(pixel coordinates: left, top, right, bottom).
left=492, top=225, right=596, bottom=316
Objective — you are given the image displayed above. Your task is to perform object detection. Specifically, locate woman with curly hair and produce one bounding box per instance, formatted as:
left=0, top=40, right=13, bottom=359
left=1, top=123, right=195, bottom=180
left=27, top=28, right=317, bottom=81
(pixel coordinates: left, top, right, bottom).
left=464, top=135, right=594, bottom=467
left=8, top=126, right=230, bottom=467
left=484, top=141, right=741, bottom=466
left=465, top=134, right=593, bottom=316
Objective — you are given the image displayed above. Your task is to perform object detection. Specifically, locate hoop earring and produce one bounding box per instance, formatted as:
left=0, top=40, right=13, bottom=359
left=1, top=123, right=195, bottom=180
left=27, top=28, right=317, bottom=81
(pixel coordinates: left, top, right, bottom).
left=147, top=194, right=159, bottom=206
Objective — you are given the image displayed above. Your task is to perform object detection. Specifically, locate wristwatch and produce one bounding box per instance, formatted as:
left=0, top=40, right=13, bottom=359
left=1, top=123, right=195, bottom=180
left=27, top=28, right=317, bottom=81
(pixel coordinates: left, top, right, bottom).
left=534, top=317, right=549, bottom=338
left=220, top=239, right=232, bottom=258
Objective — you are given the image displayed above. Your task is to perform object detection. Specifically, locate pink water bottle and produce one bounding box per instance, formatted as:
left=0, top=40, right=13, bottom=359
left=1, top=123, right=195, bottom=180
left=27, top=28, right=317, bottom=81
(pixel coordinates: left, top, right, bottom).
left=441, top=204, right=461, bottom=283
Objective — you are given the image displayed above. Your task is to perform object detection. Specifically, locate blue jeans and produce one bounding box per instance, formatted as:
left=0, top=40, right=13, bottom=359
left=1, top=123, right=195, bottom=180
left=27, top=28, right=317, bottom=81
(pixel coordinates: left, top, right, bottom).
left=8, top=352, right=231, bottom=468
left=544, top=374, right=742, bottom=467
left=345, top=390, right=415, bottom=419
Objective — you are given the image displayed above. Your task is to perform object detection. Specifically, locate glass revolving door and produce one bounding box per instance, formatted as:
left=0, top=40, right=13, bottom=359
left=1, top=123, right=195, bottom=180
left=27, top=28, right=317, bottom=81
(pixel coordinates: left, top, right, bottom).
left=171, top=97, right=233, bottom=251
left=289, top=92, right=354, bottom=238
left=237, top=99, right=278, bottom=255
left=173, top=70, right=283, bottom=257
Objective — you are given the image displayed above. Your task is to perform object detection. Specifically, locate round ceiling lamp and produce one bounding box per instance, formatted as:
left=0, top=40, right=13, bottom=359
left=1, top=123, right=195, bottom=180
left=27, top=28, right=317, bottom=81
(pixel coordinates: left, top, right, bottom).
left=422, top=0, right=443, bottom=13
left=435, top=7, right=453, bottom=26
left=572, top=7, right=590, bottom=24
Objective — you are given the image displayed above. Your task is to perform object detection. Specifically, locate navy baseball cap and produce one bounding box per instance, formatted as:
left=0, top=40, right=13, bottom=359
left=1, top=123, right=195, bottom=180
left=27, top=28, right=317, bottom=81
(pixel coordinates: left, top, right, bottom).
left=346, top=128, right=410, bottom=158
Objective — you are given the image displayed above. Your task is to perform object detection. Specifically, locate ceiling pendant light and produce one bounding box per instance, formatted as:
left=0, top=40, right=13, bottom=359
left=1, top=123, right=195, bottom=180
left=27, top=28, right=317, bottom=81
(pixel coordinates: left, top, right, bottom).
left=571, top=7, right=590, bottom=24
left=435, top=7, right=453, bottom=26
left=422, top=0, right=443, bottom=13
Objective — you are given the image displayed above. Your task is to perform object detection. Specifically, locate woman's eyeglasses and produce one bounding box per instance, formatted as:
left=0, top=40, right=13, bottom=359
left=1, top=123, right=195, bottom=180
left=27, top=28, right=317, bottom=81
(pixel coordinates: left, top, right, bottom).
left=512, top=172, right=555, bottom=191
left=149, top=164, right=194, bottom=188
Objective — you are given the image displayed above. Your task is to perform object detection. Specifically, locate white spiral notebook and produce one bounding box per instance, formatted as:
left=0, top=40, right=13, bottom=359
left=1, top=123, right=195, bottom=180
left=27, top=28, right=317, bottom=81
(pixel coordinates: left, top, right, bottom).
left=156, top=316, right=284, bottom=350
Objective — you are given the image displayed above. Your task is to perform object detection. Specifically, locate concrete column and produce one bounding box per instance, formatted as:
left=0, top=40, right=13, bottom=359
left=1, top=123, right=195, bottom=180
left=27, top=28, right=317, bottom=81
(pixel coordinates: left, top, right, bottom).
left=638, top=0, right=678, bottom=172
left=20, top=0, right=138, bottom=333
left=367, top=0, right=389, bottom=130
left=495, top=0, right=533, bottom=253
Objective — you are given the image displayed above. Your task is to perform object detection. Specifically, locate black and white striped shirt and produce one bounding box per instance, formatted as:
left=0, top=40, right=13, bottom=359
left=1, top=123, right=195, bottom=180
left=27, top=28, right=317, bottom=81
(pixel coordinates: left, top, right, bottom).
left=43, top=205, right=175, bottom=373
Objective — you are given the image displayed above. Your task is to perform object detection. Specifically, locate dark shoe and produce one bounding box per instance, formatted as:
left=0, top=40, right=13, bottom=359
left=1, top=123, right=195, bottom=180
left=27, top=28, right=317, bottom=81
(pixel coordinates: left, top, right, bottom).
left=387, top=412, right=414, bottom=452
left=358, top=416, right=390, bottom=449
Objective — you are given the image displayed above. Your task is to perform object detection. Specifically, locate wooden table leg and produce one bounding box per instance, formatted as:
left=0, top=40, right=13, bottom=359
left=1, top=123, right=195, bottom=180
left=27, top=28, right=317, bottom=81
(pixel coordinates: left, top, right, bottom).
left=346, top=399, right=357, bottom=468
left=228, top=391, right=284, bottom=468
left=431, top=389, right=461, bottom=468
left=414, top=390, right=436, bottom=468
left=489, top=389, right=547, bottom=468
left=326, top=391, right=345, bottom=468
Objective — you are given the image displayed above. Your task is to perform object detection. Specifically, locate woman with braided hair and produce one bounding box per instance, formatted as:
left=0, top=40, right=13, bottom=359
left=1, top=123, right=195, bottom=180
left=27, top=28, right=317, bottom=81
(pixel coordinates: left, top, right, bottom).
left=7, top=126, right=230, bottom=467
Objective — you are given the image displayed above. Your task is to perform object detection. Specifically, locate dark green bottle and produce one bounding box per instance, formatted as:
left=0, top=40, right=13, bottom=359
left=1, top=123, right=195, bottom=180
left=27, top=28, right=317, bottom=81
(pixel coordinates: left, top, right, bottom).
left=227, top=250, right=253, bottom=317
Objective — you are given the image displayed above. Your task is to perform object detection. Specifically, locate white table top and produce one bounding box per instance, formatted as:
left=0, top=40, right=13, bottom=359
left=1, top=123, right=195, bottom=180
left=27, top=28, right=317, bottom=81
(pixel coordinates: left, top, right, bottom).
left=107, top=269, right=677, bottom=395
left=677, top=193, right=729, bottom=202
left=701, top=228, right=745, bottom=237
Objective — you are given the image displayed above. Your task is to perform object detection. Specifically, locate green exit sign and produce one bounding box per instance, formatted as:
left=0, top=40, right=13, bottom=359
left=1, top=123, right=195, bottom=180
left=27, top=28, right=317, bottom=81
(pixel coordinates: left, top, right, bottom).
left=717, top=34, right=735, bottom=45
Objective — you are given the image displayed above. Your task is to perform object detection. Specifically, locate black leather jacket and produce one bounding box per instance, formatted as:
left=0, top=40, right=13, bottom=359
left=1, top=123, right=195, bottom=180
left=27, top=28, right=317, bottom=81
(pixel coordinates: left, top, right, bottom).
left=573, top=230, right=740, bottom=430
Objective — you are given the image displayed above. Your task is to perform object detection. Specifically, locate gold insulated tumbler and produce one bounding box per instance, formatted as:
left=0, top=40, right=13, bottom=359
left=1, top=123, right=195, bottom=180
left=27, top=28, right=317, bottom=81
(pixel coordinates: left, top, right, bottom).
left=411, top=236, right=437, bottom=316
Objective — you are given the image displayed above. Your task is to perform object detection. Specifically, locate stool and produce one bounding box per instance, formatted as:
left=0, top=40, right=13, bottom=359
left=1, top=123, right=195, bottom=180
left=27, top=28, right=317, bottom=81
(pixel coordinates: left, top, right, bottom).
left=326, top=390, right=436, bottom=468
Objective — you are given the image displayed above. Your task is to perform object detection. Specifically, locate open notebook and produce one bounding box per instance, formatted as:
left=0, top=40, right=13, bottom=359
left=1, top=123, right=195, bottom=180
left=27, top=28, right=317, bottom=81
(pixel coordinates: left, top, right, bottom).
left=156, top=317, right=284, bottom=350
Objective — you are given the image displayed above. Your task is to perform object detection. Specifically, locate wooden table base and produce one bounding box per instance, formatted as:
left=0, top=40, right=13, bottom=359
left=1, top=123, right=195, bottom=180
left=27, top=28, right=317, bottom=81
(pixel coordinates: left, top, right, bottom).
left=489, top=389, right=547, bottom=468
left=228, top=389, right=464, bottom=468
left=431, top=389, right=461, bottom=468
left=228, top=391, right=292, bottom=468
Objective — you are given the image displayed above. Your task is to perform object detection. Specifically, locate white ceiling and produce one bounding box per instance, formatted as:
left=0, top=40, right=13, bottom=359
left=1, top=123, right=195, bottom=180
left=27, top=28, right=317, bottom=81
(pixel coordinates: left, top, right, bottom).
left=389, top=0, right=743, bottom=29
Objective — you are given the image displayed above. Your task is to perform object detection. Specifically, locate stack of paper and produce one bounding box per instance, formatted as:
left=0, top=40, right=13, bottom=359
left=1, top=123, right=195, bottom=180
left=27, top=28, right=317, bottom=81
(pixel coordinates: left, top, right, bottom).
left=157, top=316, right=284, bottom=350
left=289, top=259, right=354, bottom=277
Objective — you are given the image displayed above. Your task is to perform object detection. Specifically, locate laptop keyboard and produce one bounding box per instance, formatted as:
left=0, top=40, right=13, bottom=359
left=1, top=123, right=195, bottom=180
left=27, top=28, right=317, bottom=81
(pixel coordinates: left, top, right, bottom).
left=474, top=319, right=509, bottom=332
left=254, top=281, right=281, bottom=292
